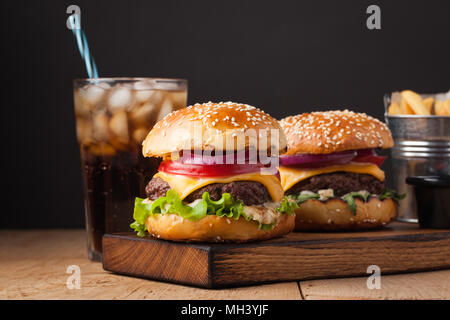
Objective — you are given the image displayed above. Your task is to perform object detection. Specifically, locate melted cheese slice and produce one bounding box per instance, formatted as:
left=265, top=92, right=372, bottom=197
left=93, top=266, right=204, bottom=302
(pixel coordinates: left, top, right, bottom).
left=154, top=171, right=284, bottom=202
left=279, top=162, right=385, bottom=191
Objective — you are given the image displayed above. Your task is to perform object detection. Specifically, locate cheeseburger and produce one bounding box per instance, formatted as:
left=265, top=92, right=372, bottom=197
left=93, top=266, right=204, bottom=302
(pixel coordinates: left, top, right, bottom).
left=279, top=110, right=404, bottom=231
left=131, top=102, right=296, bottom=242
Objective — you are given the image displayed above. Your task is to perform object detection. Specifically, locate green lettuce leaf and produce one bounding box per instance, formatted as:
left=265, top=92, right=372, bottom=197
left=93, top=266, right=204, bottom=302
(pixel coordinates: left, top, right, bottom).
left=130, top=190, right=292, bottom=237
left=379, top=188, right=406, bottom=202
left=276, top=197, right=299, bottom=215
left=130, top=197, right=153, bottom=237
left=289, top=192, right=321, bottom=204
left=342, top=191, right=370, bottom=215
left=203, top=192, right=245, bottom=220
left=286, top=187, right=406, bottom=217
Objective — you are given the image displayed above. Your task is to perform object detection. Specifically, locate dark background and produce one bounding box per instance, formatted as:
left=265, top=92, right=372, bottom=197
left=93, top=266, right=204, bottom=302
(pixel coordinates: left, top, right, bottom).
left=1, top=0, right=449, bottom=228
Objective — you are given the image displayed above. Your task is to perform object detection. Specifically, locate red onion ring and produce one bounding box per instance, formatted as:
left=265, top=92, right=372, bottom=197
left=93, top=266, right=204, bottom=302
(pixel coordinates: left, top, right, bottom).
left=356, top=148, right=376, bottom=156
left=280, top=150, right=357, bottom=168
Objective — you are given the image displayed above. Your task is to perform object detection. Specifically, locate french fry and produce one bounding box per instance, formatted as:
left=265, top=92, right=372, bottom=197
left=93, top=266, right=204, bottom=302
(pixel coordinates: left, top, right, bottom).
left=422, top=97, right=434, bottom=114
left=400, top=96, right=415, bottom=114
left=435, top=100, right=444, bottom=115
left=388, top=102, right=402, bottom=115
left=401, top=90, right=430, bottom=115
left=391, top=92, right=402, bottom=105
left=435, top=100, right=450, bottom=116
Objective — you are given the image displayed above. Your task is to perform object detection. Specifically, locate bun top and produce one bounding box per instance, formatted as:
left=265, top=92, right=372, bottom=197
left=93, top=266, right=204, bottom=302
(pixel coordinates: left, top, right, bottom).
left=143, top=101, right=287, bottom=157
left=279, top=110, right=394, bottom=155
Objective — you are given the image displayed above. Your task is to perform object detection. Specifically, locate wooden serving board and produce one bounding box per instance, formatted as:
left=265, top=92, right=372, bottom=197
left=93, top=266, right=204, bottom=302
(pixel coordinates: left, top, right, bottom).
left=102, top=222, right=450, bottom=288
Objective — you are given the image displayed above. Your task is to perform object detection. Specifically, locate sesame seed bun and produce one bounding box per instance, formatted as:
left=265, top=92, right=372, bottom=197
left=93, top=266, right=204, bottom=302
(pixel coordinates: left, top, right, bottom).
left=279, top=110, right=394, bottom=155
left=145, top=212, right=295, bottom=242
left=294, top=197, right=397, bottom=231
left=142, top=102, right=287, bottom=157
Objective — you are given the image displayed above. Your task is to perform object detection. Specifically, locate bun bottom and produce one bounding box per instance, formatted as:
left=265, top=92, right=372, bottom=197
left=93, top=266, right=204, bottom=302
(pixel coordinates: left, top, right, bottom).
left=145, top=212, right=295, bottom=242
left=294, top=198, right=397, bottom=231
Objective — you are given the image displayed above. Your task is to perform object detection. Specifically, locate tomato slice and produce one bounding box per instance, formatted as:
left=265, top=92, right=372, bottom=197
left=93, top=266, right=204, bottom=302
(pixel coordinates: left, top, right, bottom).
left=159, top=160, right=274, bottom=177
left=353, top=155, right=386, bottom=166
left=353, top=149, right=386, bottom=166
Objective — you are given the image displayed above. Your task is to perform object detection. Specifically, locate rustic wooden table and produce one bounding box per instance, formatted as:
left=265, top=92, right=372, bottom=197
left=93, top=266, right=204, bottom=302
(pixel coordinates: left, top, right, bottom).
left=1, top=230, right=449, bottom=300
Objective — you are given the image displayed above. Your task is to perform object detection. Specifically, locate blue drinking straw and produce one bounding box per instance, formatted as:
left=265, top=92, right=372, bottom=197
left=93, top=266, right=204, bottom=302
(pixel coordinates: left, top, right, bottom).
left=68, top=14, right=99, bottom=79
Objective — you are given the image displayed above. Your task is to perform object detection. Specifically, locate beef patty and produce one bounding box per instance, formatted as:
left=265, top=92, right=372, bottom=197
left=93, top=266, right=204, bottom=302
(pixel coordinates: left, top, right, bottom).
left=286, top=172, right=385, bottom=197
left=145, top=177, right=271, bottom=206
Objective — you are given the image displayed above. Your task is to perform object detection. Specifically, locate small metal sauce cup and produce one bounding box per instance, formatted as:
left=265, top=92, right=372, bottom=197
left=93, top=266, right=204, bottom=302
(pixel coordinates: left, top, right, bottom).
left=406, top=176, right=450, bottom=228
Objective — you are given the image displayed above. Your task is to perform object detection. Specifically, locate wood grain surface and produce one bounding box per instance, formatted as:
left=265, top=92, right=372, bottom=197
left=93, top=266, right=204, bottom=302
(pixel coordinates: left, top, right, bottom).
left=0, top=230, right=300, bottom=300
left=102, top=222, right=450, bottom=288
left=300, top=270, right=450, bottom=300
left=1, top=228, right=449, bottom=299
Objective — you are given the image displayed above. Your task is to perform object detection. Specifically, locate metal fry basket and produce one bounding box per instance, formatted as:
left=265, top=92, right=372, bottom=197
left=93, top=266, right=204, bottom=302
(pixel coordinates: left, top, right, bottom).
left=384, top=94, right=450, bottom=222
